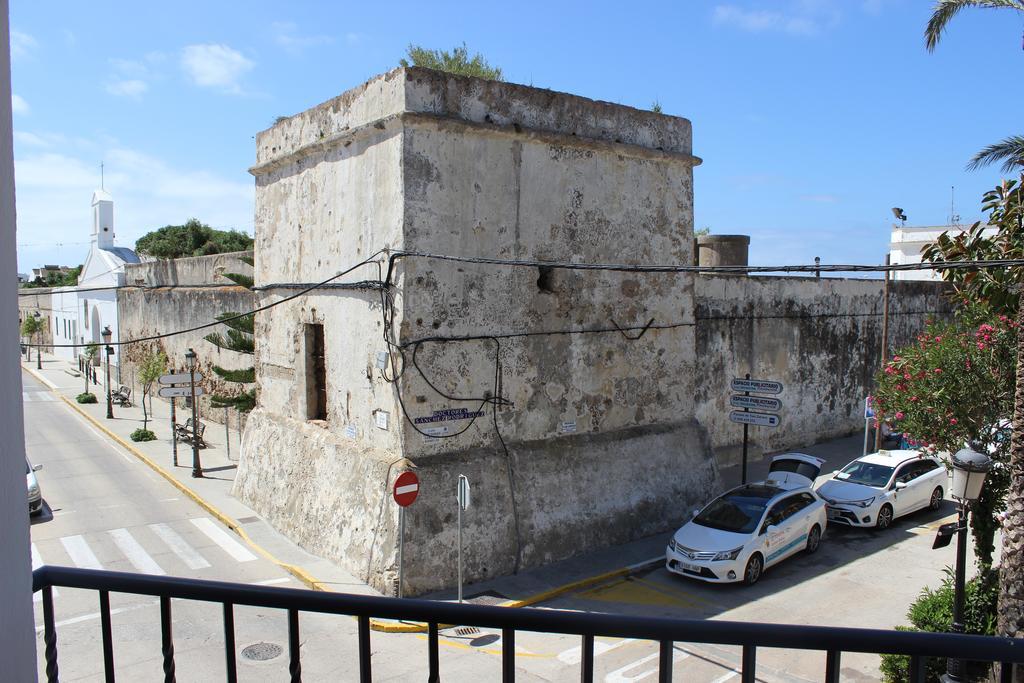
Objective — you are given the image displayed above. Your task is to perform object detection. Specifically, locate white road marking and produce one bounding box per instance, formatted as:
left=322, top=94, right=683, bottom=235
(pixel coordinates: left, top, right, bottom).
left=109, top=528, right=166, bottom=575
left=559, top=638, right=636, bottom=665
left=191, top=518, right=257, bottom=563
left=604, top=649, right=689, bottom=683
left=148, top=523, right=211, bottom=570
left=31, top=543, right=58, bottom=602
left=35, top=599, right=159, bottom=633
left=159, top=498, right=180, bottom=502
left=709, top=672, right=739, bottom=683
left=254, top=577, right=291, bottom=586
left=61, top=535, right=102, bottom=569
left=23, top=391, right=55, bottom=402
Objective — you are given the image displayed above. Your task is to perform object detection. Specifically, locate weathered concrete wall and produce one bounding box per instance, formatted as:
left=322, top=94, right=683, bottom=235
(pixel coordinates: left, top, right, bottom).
left=694, top=275, right=954, bottom=465
left=16, top=287, right=53, bottom=349
left=118, top=252, right=255, bottom=427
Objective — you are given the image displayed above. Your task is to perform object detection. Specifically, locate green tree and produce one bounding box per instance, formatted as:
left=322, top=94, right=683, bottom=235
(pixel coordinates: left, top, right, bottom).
left=22, top=265, right=82, bottom=289
left=20, top=314, right=43, bottom=361
left=203, top=256, right=256, bottom=412
left=400, top=42, right=503, bottom=80
left=926, top=1, right=1024, bottom=171
left=135, top=218, right=253, bottom=259
left=137, top=350, right=168, bottom=431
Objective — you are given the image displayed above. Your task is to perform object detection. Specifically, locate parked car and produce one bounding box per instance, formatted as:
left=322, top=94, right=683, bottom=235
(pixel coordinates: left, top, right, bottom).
left=666, top=479, right=827, bottom=586
left=816, top=450, right=946, bottom=530
left=763, top=452, right=825, bottom=490
left=26, top=459, right=42, bottom=515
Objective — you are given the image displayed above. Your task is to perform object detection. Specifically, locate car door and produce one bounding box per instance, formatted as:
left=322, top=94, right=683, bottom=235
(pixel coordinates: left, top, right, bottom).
left=891, top=462, right=928, bottom=516
left=912, top=459, right=945, bottom=510
left=762, top=495, right=806, bottom=567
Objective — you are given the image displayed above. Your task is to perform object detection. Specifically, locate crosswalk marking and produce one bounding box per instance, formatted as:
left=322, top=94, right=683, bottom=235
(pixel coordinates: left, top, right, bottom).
left=108, top=528, right=165, bottom=575
left=604, top=649, right=689, bottom=683
left=32, top=543, right=58, bottom=602
left=709, top=672, right=738, bottom=683
left=61, top=535, right=102, bottom=569
left=190, top=518, right=257, bottom=563
left=23, top=391, right=55, bottom=402
left=148, top=523, right=211, bottom=570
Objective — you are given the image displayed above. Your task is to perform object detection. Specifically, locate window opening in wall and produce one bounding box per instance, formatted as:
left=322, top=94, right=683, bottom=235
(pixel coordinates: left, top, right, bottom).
left=537, top=265, right=556, bottom=294
left=305, top=323, right=327, bottom=421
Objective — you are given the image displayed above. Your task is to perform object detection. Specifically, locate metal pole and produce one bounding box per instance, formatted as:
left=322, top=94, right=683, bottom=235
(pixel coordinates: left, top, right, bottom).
left=225, top=406, right=230, bottom=459
left=104, top=348, right=114, bottom=419
left=458, top=494, right=463, bottom=604
left=36, top=328, right=42, bottom=369
left=863, top=419, right=870, bottom=457
left=876, top=254, right=890, bottom=451
left=741, top=373, right=750, bottom=485
left=398, top=506, right=405, bottom=598
left=943, top=504, right=970, bottom=682
left=190, top=360, right=202, bottom=478
left=171, top=398, right=178, bottom=467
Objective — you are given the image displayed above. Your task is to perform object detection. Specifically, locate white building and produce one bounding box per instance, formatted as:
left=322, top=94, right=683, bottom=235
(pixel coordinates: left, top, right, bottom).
left=50, top=189, right=140, bottom=378
left=889, top=222, right=996, bottom=281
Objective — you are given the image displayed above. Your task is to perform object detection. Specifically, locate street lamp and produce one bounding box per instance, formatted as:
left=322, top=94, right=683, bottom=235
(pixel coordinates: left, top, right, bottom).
left=33, top=311, right=42, bottom=370
left=936, top=447, right=992, bottom=683
left=185, top=348, right=203, bottom=478
left=102, top=325, right=114, bottom=419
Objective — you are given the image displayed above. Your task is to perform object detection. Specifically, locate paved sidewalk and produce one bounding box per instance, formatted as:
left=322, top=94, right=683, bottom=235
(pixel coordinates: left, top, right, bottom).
left=21, top=351, right=375, bottom=597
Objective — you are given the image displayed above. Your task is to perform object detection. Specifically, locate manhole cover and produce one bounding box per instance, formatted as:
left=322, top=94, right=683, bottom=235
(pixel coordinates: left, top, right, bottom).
left=240, top=642, right=283, bottom=661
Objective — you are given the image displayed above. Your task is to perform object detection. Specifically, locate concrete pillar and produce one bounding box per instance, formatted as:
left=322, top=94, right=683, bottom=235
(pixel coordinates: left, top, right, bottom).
left=696, top=234, right=750, bottom=272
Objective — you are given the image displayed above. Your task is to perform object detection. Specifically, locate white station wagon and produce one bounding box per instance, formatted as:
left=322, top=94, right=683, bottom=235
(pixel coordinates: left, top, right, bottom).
left=666, top=454, right=828, bottom=585
left=816, top=450, right=947, bottom=529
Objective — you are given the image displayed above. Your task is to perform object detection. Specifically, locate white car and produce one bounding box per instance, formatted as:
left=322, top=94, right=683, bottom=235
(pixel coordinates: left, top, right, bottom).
left=816, top=450, right=946, bottom=530
left=26, top=459, right=42, bottom=515
left=666, top=454, right=828, bottom=585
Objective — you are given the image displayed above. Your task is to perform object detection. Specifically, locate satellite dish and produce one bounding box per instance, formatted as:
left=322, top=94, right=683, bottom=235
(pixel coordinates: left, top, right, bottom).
left=891, top=207, right=907, bottom=222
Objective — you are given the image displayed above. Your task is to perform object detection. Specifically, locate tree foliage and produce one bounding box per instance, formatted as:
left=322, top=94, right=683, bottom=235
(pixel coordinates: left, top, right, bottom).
left=400, top=42, right=503, bottom=81
left=135, top=219, right=253, bottom=260
left=137, top=350, right=168, bottom=431
left=22, top=265, right=82, bottom=288
left=20, top=315, right=43, bottom=338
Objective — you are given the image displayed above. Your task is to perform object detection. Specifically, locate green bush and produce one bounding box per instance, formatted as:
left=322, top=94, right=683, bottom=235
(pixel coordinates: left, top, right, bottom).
left=130, top=428, right=157, bottom=442
left=76, top=392, right=97, bottom=404
left=880, top=567, right=999, bottom=682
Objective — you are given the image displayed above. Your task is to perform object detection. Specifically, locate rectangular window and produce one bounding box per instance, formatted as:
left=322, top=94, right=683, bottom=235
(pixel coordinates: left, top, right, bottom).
left=304, top=323, right=327, bottom=421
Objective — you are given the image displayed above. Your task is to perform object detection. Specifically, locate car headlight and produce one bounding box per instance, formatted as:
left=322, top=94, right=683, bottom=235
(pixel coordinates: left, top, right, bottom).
left=667, top=538, right=677, bottom=552
left=713, top=546, right=743, bottom=561
left=27, top=484, right=39, bottom=496
left=847, top=496, right=875, bottom=508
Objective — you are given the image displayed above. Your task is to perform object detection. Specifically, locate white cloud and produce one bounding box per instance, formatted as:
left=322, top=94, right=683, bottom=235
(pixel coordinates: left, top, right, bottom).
left=713, top=2, right=841, bottom=36
left=180, top=44, right=254, bottom=94
left=11, top=94, right=29, bottom=115
left=272, top=22, right=333, bottom=53
left=10, top=30, right=37, bottom=60
left=106, top=79, right=148, bottom=98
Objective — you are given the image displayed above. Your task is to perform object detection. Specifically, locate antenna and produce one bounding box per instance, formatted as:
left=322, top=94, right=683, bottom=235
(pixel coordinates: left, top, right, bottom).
left=100, top=162, right=104, bottom=190
left=950, top=186, right=960, bottom=227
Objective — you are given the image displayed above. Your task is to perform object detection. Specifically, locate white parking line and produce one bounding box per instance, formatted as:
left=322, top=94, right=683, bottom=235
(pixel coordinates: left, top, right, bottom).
left=31, top=543, right=58, bottom=602
left=61, top=535, right=102, bottom=569
left=604, top=649, right=689, bottom=683
left=559, top=638, right=636, bottom=665
left=109, top=528, right=166, bottom=575
left=149, top=523, right=211, bottom=570
left=190, top=518, right=257, bottom=563
left=254, top=577, right=291, bottom=586
left=709, top=672, right=738, bottom=683
left=35, top=600, right=159, bottom=633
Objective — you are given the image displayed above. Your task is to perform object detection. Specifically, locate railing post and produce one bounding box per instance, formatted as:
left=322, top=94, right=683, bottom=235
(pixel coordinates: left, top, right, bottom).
left=1001, top=662, right=1015, bottom=683
left=42, top=584, right=59, bottom=683
left=358, top=615, right=372, bottom=683
left=502, top=628, right=515, bottom=682
left=223, top=603, right=237, bottom=683
left=428, top=622, right=440, bottom=683
left=160, top=595, right=176, bottom=683
left=741, top=644, right=755, bottom=683
left=580, top=634, right=594, bottom=683
left=824, top=650, right=840, bottom=683
left=908, top=655, right=926, bottom=683
left=100, top=590, right=115, bottom=682
left=658, top=640, right=673, bottom=683
left=288, top=608, right=301, bottom=682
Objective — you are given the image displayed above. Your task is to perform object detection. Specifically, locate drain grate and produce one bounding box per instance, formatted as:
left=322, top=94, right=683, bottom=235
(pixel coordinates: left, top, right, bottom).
left=240, top=642, right=283, bottom=661
left=455, top=626, right=480, bottom=636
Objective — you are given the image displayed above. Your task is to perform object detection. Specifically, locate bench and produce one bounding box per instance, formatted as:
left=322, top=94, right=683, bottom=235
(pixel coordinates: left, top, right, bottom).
left=110, top=385, right=132, bottom=407
left=174, top=417, right=207, bottom=448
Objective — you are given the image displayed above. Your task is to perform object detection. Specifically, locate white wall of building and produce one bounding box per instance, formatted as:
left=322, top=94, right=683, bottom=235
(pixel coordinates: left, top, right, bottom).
left=889, top=223, right=997, bottom=281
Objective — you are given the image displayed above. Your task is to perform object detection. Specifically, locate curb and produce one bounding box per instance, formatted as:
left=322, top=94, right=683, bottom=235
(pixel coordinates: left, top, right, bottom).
left=368, top=556, right=664, bottom=633
left=21, top=364, right=332, bottom=593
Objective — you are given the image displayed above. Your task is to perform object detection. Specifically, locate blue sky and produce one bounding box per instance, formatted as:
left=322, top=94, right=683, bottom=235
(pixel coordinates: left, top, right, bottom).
left=10, top=0, right=1024, bottom=273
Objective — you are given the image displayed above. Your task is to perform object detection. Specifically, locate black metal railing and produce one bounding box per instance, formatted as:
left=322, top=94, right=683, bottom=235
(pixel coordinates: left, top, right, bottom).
left=33, top=565, right=1024, bottom=683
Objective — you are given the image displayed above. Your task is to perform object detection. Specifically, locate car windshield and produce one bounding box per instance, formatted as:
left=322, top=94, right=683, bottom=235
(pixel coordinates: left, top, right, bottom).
left=835, top=461, right=894, bottom=487
left=770, top=459, right=819, bottom=481
left=25, top=462, right=30, bottom=474
left=693, top=488, right=772, bottom=534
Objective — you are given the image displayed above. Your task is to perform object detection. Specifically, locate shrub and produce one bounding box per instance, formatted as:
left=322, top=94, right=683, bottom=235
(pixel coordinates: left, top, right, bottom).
left=880, top=567, right=999, bottom=682
left=76, top=392, right=97, bottom=404
left=130, top=428, right=157, bottom=442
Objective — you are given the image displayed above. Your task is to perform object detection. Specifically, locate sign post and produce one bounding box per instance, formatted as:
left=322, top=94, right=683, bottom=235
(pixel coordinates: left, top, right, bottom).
left=171, top=398, right=178, bottom=467
left=159, top=371, right=205, bottom=467
left=456, top=474, right=470, bottom=604
left=188, top=354, right=202, bottom=478
left=863, top=397, right=874, bottom=457
left=393, top=471, right=420, bottom=598
left=729, top=374, right=783, bottom=484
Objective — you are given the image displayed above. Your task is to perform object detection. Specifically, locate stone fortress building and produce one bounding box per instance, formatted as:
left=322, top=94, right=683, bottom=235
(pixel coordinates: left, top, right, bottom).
left=234, top=67, right=950, bottom=594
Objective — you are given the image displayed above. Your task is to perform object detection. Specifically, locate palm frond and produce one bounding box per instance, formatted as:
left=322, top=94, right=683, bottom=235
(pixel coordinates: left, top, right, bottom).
left=967, top=135, right=1024, bottom=173
left=926, top=0, right=1024, bottom=52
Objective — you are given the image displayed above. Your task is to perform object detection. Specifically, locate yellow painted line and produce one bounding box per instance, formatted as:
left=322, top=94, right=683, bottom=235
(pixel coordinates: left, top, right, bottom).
left=413, top=634, right=551, bottom=659
left=579, top=575, right=713, bottom=609
left=22, top=365, right=331, bottom=593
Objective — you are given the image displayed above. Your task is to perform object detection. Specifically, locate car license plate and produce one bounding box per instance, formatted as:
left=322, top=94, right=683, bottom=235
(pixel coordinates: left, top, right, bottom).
left=680, top=561, right=701, bottom=573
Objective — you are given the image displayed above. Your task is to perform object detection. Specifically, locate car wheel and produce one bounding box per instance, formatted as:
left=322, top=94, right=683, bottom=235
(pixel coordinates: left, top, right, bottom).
left=876, top=504, right=894, bottom=530
left=929, top=487, right=943, bottom=511
left=743, top=553, right=763, bottom=585
left=805, top=524, right=822, bottom=554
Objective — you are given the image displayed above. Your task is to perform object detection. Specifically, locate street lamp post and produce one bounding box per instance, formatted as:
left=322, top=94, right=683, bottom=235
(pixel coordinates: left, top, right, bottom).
left=936, top=447, right=992, bottom=683
left=185, top=348, right=203, bottom=478
left=102, top=325, right=114, bottom=419
left=33, top=311, right=42, bottom=370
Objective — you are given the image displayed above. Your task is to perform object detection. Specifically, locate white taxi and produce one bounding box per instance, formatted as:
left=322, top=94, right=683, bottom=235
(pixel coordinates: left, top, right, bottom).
left=816, top=450, right=946, bottom=529
left=666, top=454, right=828, bottom=585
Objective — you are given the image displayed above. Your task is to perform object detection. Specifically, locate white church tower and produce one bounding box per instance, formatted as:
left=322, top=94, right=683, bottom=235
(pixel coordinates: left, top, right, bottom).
left=91, top=189, right=114, bottom=250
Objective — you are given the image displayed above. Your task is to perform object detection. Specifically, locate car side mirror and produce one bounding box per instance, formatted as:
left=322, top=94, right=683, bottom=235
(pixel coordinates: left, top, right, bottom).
left=894, top=481, right=907, bottom=490
left=32, top=464, right=42, bottom=472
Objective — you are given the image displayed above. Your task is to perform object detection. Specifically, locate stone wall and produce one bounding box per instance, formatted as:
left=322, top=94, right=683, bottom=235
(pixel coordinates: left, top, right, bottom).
left=117, top=252, right=255, bottom=428
left=16, top=287, right=53, bottom=349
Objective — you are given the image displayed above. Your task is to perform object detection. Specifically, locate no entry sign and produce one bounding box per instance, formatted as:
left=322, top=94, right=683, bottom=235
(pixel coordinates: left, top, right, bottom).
left=393, top=471, right=420, bottom=507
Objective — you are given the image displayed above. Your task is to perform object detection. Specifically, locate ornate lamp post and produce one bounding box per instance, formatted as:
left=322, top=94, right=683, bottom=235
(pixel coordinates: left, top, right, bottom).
left=102, top=325, right=114, bottom=419
left=33, top=311, right=42, bottom=370
left=937, top=447, right=992, bottom=683
left=185, top=348, right=203, bottom=478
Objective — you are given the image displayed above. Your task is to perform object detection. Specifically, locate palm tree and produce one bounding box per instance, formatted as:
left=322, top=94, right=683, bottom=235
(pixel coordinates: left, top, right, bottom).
left=926, top=1, right=1024, bottom=172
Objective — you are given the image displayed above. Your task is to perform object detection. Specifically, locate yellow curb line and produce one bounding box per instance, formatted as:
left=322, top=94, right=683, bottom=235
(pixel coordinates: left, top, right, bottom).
left=22, top=365, right=331, bottom=593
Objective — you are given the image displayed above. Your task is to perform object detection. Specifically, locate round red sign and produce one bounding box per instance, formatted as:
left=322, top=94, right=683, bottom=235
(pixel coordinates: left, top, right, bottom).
left=393, top=471, right=420, bottom=507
